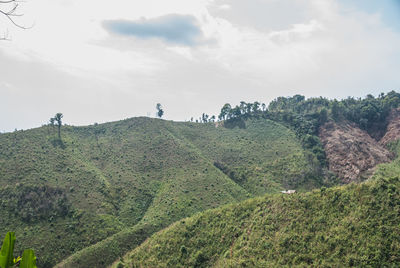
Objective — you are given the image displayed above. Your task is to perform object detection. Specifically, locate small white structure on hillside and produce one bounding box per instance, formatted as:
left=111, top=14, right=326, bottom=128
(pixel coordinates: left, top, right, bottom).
left=281, top=190, right=296, bottom=194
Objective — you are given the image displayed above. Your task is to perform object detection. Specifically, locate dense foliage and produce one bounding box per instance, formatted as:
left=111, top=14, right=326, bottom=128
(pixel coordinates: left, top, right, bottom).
left=123, top=173, right=400, bottom=267
left=217, top=91, right=400, bottom=139
left=212, top=91, right=400, bottom=168
left=0, top=185, right=70, bottom=223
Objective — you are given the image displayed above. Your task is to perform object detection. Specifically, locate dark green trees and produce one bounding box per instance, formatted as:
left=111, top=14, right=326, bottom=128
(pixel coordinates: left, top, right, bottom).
left=156, top=103, right=164, bottom=118
left=331, top=100, right=341, bottom=121
left=49, top=117, right=55, bottom=135
left=49, top=113, right=63, bottom=140
left=218, top=102, right=264, bottom=121
left=218, top=103, right=232, bottom=120
left=201, top=113, right=209, bottom=123
left=54, top=113, right=63, bottom=140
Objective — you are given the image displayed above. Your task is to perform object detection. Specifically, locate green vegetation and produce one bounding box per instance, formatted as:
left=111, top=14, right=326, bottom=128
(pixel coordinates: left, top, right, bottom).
left=54, top=113, right=63, bottom=141
left=218, top=91, right=400, bottom=142
left=156, top=103, right=164, bottom=118
left=117, top=92, right=400, bottom=267
left=122, top=173, right=400, bottom=267
left=0, top=232, right=37, bottom=268
left=0, top=116, right=322, bottom=267
left=57, top=117, right=327, bottom=268
left=211, top=91, right=400, bottom=169
left=2, top=91, right=400, bottom=267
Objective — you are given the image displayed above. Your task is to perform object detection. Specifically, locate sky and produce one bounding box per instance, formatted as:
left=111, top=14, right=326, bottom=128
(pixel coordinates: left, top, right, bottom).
left=1, top=0, right=400, bottom=132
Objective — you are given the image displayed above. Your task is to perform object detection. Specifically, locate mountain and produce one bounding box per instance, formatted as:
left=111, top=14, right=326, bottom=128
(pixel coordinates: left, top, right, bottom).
left=115, top=92, right=400, bottom=267
left=0, top=117, right=322, bottom=267
left=2, top=91, right=400, bottom=267
left=117, top=163, right=400, bottom=267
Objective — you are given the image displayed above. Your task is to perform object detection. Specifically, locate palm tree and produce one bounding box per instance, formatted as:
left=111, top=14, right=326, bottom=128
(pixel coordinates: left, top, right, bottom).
left=54, top=113, right=63, bottom=140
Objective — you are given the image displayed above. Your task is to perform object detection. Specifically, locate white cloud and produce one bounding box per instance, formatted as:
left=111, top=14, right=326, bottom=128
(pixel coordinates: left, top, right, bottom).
left=219, top=4, right=231, bottom=10
left=269, top=20, right=325, bottom=42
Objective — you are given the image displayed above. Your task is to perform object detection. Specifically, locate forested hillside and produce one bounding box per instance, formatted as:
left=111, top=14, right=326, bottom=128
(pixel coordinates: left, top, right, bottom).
left=120, top=162, right=400, bottom=267
left=2, top=91, right=400, bottom=267
left=115, top=91, right=400, bottom=268
left=0, top=117, right=322, bottom=267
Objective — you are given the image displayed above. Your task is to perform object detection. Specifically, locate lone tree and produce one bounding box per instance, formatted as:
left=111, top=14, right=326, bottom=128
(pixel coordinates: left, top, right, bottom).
left=156, top=103, right=164, bottom=118
left=49, top=117, right=55, bottom=134
left=201, top=113, right=209, bottom=123
left=54, top=113, right=63, bottom=140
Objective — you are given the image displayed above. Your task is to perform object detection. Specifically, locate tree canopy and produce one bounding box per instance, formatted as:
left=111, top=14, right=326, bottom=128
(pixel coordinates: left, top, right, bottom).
left=156, top=103, right=164, bottom=118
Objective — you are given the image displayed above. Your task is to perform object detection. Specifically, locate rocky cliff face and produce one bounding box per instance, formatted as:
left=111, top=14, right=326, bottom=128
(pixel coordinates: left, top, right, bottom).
left=319, top=121, right=392, bottom=183
left=380, top=108, right=400, bottom=146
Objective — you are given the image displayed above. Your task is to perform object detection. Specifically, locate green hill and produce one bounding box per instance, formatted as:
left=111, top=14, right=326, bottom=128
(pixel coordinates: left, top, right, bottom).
left=5, top=92, right=399, bottom=267
left=0, top=117, right=323, bottom=267
left=120, top=165, right=400, bottom=267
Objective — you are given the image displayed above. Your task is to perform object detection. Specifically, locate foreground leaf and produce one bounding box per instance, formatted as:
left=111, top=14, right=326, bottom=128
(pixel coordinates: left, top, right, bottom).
left=0, top=232, right=16, bottom=268
left=20, top=249, right=37, bottom=268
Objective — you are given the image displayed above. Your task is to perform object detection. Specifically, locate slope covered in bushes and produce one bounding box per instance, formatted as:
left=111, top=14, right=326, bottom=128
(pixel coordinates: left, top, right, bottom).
left=122, top=172, right=400, bottom=267
left=4, top=91, right=400, bottom=267
left=0, top=117, right=321, bottom=267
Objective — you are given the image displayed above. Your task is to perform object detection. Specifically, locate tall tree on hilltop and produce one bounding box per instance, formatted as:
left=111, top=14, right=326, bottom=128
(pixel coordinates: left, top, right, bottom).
left=246, top=102, right=253, bottom=115
left=54, top=113, right=63, bottom=140
left=49, top=117, right=55, bottom=133
left=218, top=103, right=232, bottom=120
left=232, top=106, right=242, bottom=117
left=202, top=113, right=209, bottom=123
left=261, top=103, right=266, bottom=112
left=239, top=101, right=247, bottom=115
left=252, top=101, right=260, bottom=113
left=156, top=103, right=164, bottom=118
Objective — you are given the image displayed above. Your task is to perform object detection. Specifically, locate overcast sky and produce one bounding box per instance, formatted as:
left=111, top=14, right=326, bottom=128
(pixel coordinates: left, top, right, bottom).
left=1, top=0, right=400, bottom=132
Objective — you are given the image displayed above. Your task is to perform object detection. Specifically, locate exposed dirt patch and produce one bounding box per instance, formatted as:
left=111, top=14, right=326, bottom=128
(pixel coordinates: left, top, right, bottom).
left=380, top=108, right=400, bottom=146
left=319, top=121, right=392, bottom=183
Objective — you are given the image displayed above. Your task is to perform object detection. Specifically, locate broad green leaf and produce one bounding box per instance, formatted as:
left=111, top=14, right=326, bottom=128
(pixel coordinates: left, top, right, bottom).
left=0, top=232, right=16, bottom=268
left=19, top=249, right=37, bottom=268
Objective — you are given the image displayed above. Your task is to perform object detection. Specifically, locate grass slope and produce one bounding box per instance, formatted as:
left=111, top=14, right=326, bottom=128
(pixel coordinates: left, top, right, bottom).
left=0, top=117, right=322, bottom=267
left=122, top=173, right=400, bottom=267
left=168, top=119, right=321, bottom=194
